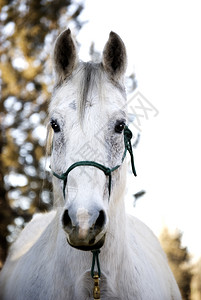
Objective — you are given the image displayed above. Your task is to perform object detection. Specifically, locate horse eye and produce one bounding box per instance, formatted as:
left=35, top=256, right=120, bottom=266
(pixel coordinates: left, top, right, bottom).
left=115, top=121, right=126, bottom=133
left=50, top=119, right=60, bottom=133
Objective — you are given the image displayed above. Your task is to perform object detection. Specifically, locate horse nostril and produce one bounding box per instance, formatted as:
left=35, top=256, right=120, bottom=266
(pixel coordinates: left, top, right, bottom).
left=62, top=209, right=72, bottom=229
left=94, top=210, right=106, bottom=229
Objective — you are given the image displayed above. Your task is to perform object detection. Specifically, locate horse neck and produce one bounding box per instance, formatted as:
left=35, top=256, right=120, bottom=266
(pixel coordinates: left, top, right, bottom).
left=104, top=162, right=128, bottom=250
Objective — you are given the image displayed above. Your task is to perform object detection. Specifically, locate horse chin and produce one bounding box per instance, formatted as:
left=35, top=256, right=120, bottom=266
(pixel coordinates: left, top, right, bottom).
left=67, top=234, right=106, bottom=251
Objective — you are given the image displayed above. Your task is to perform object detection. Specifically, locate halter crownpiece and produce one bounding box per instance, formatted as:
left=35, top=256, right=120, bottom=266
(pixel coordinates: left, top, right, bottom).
left=51, top=126, right=137, bottom=199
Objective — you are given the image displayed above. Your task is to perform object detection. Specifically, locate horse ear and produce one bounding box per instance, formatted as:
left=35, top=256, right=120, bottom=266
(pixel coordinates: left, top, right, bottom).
left=102, top=32, right=127, bottom=81
left=53, top=28, right=78, bottom=84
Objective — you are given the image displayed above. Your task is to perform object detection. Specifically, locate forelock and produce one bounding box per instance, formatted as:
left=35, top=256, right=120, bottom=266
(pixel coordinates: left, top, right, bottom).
left=51, top=61, right=126, bottom=121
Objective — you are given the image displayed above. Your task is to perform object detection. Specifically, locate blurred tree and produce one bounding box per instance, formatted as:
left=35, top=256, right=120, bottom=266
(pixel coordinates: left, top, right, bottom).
left=160, top=228, right=192, bottom=300
left=0, top=0, right=84, bottom=268
left=191, top=257, right=201, bottom=300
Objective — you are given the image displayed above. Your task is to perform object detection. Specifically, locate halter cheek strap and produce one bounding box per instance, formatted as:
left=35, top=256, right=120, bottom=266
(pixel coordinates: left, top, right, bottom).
left=51, top=126, right=137, bottom=198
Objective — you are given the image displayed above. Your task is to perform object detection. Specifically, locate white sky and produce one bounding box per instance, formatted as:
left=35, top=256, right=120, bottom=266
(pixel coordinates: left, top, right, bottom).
left=76, top=0, right=201, bottom=261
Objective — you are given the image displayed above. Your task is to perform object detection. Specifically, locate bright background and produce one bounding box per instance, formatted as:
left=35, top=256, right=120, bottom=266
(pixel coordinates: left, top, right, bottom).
left=76, top=0, right=201, bottom=261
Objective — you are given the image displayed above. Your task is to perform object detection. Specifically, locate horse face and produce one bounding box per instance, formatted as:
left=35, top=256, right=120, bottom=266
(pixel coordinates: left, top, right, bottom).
left=49, top=29, right=127, bottom=250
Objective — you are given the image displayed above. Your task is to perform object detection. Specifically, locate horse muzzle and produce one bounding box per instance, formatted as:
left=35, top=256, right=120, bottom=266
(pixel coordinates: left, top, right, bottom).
left=62, top=207, right=107, bottom=251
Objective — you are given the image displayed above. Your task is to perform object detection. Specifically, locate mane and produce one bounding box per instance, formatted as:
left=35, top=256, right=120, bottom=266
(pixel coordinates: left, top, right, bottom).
left=46, top=123, right=53, bottom=156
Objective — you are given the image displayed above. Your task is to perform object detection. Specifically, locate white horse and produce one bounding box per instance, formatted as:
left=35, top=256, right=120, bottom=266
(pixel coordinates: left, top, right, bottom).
left=0, top=29, right=181, bottom=300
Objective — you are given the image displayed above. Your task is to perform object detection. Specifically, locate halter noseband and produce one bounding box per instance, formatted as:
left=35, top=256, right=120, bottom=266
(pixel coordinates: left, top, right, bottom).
left=51, top=126, right=137, bottom=198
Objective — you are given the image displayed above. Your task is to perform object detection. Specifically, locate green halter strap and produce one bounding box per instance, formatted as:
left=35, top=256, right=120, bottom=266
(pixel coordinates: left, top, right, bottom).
left=51, top=126, right=137, bottom=199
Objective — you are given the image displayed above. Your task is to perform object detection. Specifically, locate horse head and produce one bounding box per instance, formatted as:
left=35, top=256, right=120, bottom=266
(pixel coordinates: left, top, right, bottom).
left=49, top=28, right=128, bottom=251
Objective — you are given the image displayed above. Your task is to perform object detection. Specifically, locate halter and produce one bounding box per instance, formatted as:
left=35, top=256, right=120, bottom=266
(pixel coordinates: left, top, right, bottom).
left=51, top=126, right=137, bottom=299
left=51, top=126, right=137, bottom=199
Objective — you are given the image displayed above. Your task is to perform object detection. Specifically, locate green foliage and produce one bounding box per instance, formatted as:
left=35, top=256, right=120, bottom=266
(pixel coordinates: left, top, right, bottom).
left=160, top=228, right=192, bottom=300
left=0, top=0, right=84, bottom=268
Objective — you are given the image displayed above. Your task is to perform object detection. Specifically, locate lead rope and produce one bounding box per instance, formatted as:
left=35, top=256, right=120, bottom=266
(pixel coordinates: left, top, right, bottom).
left=91, top=250, right=101, bottom=300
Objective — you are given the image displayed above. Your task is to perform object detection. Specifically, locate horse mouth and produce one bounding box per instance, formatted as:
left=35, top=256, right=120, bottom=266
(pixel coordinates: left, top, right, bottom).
left=67, top=234, right=106, bottom=251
